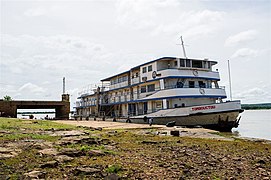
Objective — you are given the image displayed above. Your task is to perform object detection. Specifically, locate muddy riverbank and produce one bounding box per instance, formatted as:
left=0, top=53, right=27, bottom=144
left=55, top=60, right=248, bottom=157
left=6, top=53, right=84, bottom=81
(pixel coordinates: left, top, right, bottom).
left=0, top=118, right=270, bottom=179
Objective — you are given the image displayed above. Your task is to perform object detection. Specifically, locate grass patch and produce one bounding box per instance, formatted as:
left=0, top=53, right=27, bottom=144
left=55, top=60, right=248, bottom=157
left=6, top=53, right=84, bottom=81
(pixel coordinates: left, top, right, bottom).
left=1, top=149, right=55, bottom=178
left=80, top=145, right=93, bottom=151
left=105, top=164, right=122, bottom=173
left=0, top=117, right=270, bottom=179
left=0, top=117, right=76, bottom=131
left=58, top=144, right=116, bottom=155
left=0, top=133, right=59, bottom=141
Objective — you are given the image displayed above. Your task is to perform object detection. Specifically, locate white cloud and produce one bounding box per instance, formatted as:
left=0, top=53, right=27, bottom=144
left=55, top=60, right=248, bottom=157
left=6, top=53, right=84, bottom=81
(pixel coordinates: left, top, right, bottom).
left=1, top=1, right=270, bottom=105
left=66, top=88, right=79, bottom=95
left=1, top=34, right=107, bottom=73
left=237, top=87, right=267, bottom=98
left=24, top=7, right=47, bottom=17
left=235, top=87, right=271, bottom=103
left=18, top=83, right=46, bottom=94
left=152, top=10, right=224, bottom=38
left=116, top=0, right=224, bottom=38
left=231, top=48, right=260, bottom=59
left=225, top=30, right=258, bottom=47
left=1, top=33, right=150, bottom=101
left=41, top=81, right=51, bottom=85
left=116, top=0, right=157, bottom=29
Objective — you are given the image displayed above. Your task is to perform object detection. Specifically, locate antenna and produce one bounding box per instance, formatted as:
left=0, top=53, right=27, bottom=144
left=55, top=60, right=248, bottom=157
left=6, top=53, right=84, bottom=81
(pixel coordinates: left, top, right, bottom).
left=63, top=77, right=65, bottom=94
left=227, top=60, right=232, bottom=101
left=180, top=36, right=187, bottom=59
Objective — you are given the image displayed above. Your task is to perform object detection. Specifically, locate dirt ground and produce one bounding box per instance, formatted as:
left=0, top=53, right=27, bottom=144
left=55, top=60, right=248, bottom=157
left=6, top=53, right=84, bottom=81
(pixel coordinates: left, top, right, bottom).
left=54, top=120, right=234, bottom=141
left=1, top=118, right=271, bottom=179
left=54, top=119, right=165, bottom=129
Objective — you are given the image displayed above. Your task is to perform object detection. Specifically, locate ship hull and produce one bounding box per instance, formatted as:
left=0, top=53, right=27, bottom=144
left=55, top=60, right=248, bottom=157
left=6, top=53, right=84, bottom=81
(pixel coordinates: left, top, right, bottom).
left=129, top=101, right=243, bottom=132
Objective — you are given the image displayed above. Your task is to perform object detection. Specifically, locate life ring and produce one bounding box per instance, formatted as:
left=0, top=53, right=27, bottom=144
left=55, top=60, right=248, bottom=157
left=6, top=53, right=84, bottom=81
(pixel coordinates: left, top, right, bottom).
left=199, top=88, right=205, bottom=95
left=193, top=70, right=198, bottom=76
left=152, top=71, right=157, bottom=79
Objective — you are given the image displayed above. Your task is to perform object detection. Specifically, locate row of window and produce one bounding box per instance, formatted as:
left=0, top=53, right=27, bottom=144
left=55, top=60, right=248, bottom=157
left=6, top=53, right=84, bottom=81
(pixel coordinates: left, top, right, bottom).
left=169, top=80, right=207, bottom=88
left=111, top=76, right=128, bottom=85
left=180, top=59, right=211, bottom=69
left=141, top=84, right=155, bottom=93
left=110, top=60, right=211, bottom=86
left=111, top=90, right=130, bottom=96
left=142, top=65, right=152, bottom=73
left=131, top=72, right=139, bottom=79
left=188, top=81, right=206, bottom=88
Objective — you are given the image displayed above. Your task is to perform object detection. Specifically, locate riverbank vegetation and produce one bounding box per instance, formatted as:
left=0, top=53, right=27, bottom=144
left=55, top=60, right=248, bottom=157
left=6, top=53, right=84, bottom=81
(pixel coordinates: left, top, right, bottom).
left=0, top=118, right=270, bottom=179
left=242, top=103, right=271, bottom=110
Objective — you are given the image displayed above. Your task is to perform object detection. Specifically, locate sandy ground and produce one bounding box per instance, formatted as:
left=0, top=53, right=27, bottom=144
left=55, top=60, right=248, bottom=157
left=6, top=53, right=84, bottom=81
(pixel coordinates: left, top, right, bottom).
left=53, top=120, right=271, bottom=142
left=53, top=119, right=237, bottom=141
left=53, top=119, right=165, bottom=130
left=54, top=118, right=224, bottom=134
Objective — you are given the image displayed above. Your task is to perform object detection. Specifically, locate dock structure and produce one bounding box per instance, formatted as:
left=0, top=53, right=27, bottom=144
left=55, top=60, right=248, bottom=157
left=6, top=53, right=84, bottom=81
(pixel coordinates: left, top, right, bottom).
left=0, top=94, right=70, bottom=119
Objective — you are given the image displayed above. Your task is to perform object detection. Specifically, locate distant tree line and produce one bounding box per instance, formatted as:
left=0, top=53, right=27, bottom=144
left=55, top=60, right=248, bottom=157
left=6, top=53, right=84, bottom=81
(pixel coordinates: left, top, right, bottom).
left=241, top=103, right=271, bottom=110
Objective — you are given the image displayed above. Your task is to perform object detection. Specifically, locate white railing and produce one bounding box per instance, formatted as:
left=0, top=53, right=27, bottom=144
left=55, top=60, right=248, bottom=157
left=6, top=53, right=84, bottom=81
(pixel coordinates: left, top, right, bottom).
left=140, top=88, right=227, bottom=101
left=157, top=69, right=220, bottom=80
left=78, top=83, right=110, bottom=97
left=131, top=77, right=140, bottom=85
left=109, top=81, right=129, bottom=90
left=77, top=86, right=227, bottom=107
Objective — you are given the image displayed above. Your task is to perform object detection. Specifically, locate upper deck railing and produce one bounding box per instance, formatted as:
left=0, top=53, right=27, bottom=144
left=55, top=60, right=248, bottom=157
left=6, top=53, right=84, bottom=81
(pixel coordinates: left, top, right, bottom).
left=76, top=85, right=226, bottom=108
left=157, top=68, right=220, bottom=80
left=78, top=83, right=110, bottom=98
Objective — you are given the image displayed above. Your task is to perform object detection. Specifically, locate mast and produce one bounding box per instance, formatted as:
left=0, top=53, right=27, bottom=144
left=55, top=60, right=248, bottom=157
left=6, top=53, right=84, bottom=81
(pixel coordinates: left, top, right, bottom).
left=180, top=36, right=187, bottom=59
left=227, top=60, right=232, bottom=101
left=63, top=77, right=66, bottom=94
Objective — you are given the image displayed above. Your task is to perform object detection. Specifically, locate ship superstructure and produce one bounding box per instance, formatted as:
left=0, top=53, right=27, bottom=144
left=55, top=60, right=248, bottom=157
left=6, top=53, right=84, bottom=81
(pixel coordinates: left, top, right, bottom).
left=75, top=57, right=243, bottom=131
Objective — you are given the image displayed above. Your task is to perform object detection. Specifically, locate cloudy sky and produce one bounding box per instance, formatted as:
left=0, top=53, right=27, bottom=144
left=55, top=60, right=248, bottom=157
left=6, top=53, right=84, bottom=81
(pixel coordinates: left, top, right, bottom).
left=0, top=0, right=270, bottom=107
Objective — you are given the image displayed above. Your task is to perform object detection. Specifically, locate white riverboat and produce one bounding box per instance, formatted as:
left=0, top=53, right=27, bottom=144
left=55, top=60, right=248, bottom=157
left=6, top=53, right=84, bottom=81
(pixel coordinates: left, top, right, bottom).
left=75, top=57, right=243, bottom=131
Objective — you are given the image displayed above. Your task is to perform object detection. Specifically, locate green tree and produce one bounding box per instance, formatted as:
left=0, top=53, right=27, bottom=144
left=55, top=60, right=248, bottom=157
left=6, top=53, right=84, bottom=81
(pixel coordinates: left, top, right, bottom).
left=3, top=95, right=12, bottom=101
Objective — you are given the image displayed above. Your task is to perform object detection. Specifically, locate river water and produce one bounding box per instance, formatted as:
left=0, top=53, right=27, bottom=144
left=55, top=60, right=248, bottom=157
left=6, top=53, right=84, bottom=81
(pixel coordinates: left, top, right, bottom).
left=232, top=110, right=271, bottom=140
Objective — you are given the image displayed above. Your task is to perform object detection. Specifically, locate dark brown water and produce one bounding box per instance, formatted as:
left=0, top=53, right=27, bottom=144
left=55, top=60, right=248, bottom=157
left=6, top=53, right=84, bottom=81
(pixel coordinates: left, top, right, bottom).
left=232, top=110, right=271, bottom=140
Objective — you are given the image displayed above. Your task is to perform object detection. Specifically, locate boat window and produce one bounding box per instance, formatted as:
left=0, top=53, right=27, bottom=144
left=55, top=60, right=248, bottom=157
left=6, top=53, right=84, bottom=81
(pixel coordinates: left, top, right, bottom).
left=192, top=60, right=203, bottom=68
left=117, top=76, right=128, bottom=83
left=180, top=59, right=185, bottom=67
left=141, top=86, right=146, bottom=93
left=147, top=84, right=155, bottom=92
left=203, top=61, right=207, bottom=69
left=174, top=61, right=178, bottom=67
left=189, top=81, right=195, bottom=88
left=148, top=65, right=152, bottom=72
left=135, top=72, right=139, bottom=77
left=111, top=78, right=117, bottom=85
left=123, top=76, right=127, bottom=82
left=186, top=59, right=191, bottom=67
left=176, top=81, right=184, bottom=88
left=156, top=102, right=162, bottom=109
left=207, top=62, right=211, bottom=69
left=199, top=81, right=206, bottom=88
left=142, top=67, right=147, bottom=73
